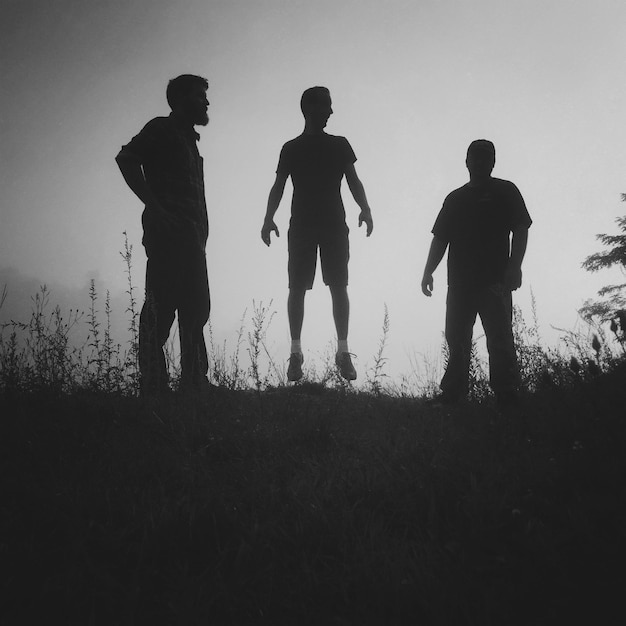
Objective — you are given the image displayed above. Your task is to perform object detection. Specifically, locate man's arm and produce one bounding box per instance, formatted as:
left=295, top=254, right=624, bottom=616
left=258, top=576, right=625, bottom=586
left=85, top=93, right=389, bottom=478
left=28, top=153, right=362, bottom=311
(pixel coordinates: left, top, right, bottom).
left=115, top=151, right=154, bottom=205
left=505, top=226, right=529, bottom=291
left=421, top=235, right=448, bottom=297
left=115, top=150, right=176, bottom=226
left=344, top=163, right=373, bottom=236
left=261, top=172, right=288, bottom=246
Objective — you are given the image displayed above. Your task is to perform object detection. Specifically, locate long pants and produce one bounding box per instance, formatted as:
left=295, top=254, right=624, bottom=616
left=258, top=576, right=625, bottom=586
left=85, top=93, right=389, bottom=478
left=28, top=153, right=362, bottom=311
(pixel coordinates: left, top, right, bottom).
left=138, top=247, right=210, bottom=393
left=440, top=283, right=519, bottom=399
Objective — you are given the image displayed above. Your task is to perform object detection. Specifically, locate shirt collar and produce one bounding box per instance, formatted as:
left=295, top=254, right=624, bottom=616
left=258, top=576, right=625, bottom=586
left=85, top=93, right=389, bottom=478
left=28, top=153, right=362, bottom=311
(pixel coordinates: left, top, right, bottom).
left=169, top=112, right=200, bottom=142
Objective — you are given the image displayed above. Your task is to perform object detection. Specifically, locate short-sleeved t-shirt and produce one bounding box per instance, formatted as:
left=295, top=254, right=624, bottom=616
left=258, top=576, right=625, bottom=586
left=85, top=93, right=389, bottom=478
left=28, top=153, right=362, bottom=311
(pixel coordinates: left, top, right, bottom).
left=432, top=177, right=532, bottom=288
left=276, top=133, right=356, bottom=229
left=119, top=114, right=208, bottom=252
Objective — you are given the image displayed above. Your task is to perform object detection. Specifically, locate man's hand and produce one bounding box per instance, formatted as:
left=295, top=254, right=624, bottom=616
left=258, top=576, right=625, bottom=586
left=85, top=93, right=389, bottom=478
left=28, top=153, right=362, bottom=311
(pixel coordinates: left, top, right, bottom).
left=421, top=273, right=434, bottom=297
left=421, top=237, right=447, bottom=297
left=261, top=219, right=279, bottom=246
left=359, top=209, right=373, bottom=236
left=504, top=263, right=523, bottom=291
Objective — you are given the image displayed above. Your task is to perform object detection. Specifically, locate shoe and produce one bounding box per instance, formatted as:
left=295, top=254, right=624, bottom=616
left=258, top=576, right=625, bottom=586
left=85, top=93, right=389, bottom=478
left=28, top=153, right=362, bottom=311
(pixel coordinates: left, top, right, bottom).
left=336, top=352, right=357, bottom=381
left=287, top=352, right=304, bottom=382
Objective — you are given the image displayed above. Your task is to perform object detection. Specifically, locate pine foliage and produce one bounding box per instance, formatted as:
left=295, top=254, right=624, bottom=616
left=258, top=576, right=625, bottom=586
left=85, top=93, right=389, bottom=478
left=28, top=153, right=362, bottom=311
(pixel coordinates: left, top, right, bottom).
left=579, top=196, right=626, bottom=327
left=581, top=203, right=626, bottom=273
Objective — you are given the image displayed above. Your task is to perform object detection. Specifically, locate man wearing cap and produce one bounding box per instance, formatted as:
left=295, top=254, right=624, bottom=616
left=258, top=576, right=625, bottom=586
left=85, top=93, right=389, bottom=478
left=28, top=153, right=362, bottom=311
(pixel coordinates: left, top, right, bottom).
left=421, top=139, right=532, bottom=407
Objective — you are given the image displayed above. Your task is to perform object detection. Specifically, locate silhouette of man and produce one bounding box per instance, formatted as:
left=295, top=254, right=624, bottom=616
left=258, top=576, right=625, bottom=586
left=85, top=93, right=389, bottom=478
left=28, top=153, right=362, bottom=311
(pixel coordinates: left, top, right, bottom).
left=421, top=140, right=532, bottom=407
left=115, top=75, right=211, bottom=394
left=261, top=86, right=374, bottom=382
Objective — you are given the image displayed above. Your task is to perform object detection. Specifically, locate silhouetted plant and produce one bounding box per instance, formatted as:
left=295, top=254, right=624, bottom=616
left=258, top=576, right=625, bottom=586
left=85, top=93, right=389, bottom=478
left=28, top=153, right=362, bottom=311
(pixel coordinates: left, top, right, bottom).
left=467, top=340, right=490, bottom=401
left=512, top=293, right=553, bottom=391
left=402, top=345, right=443, bottom=398
left=120, top=231, right=140, bottom=392
left=365, top=304, right=390, bottom=395
left=609, top=310, right=626, bottom=350
left=247, top=299, right=281, bottom=390
left=0, top=286, right=85, bottom=394
left=207, top=312, right=247, bottom=390
left=85, top=280, right=129, bottom=393
left=580, top=196, right=626, bottom=332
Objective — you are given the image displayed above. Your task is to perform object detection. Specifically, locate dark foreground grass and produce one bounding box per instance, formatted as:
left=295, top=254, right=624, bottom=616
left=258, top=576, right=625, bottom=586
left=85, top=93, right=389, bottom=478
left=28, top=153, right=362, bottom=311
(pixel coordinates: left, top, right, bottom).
left=2, top=368, right=626, bottom=626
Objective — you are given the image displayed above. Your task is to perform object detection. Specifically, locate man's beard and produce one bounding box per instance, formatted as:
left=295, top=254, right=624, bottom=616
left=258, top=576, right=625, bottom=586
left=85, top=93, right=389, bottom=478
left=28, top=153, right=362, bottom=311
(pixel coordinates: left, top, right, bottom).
left=196, top=111, right=209, bottom=126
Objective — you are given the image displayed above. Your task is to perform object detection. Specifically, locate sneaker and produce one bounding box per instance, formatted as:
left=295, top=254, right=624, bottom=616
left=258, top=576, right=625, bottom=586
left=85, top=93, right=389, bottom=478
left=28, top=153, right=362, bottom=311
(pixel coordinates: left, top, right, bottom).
left=336, top=352, right=357, bottom=381
left=287, top=352, right=304, bottom=382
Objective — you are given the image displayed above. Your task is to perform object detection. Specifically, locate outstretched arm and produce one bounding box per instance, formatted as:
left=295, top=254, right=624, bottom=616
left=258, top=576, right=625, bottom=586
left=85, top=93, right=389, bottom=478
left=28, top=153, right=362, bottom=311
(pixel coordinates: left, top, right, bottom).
left=261, top=172, right=288, bottom=246
left=344, top=163, right=373, bottom=236
left=421, top=235, right=448, bottom=297
left=505, top=226, right=529, bottom=290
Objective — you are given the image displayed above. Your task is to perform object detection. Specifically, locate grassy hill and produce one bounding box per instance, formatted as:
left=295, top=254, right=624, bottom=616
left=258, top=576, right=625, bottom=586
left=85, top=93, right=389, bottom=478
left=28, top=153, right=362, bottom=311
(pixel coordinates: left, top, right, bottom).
left=2, top=365, right=625, bottom=625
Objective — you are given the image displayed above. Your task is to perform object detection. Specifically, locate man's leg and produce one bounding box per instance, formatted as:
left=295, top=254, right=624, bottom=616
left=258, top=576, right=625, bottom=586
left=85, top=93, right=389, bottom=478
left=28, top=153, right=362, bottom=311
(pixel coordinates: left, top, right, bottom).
left=287, top=288, right=306, bottom=342
left=329, top=284, right=349, bottom=343
left=178, top=250, right=211, bottom=389
left=286, top=227, right=316, bottom=382
left=440, top=286, right=477, bottom=401
left=320, top=225, right=355, bottom=380
left=320, top=226, right=350, bottom=343
left=479, top=284, right=520, bottom=403
left=286, top=288, right=306, bottom=382
left=329, top=284, right=356, bottom=381
left=139, top=254, right=176, bottom=395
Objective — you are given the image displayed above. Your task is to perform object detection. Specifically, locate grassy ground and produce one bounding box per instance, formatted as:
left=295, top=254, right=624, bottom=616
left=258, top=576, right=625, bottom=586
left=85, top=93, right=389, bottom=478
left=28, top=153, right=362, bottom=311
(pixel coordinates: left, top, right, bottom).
left=2, top=365, right=626, bottom=626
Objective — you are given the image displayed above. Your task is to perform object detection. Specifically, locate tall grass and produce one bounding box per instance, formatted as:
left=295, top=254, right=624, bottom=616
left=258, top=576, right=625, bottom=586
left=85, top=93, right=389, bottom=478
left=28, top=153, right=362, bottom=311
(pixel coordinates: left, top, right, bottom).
left=2, top=272, right=625, bottom=398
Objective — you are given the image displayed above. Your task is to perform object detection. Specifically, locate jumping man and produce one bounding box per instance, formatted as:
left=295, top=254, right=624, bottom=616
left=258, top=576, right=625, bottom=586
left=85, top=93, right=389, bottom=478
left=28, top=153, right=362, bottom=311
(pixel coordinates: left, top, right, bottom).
left=261, top=86, right=374, bottom=382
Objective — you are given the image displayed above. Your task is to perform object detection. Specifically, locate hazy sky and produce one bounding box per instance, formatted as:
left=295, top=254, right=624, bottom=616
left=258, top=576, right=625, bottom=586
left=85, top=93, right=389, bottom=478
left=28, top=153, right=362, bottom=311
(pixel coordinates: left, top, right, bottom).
left=2, top=0, right=626, bottom=384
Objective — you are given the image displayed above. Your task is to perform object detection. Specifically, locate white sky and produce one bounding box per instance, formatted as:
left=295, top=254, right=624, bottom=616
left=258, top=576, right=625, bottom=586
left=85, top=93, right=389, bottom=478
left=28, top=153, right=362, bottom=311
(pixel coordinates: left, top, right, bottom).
left=2, top=0, right=626, bottom=384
